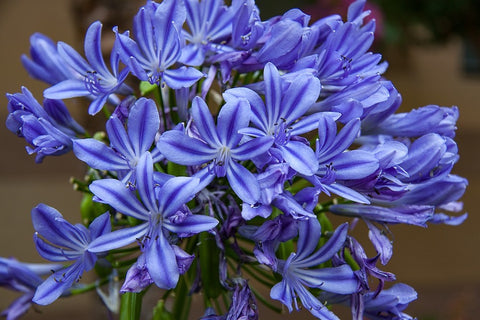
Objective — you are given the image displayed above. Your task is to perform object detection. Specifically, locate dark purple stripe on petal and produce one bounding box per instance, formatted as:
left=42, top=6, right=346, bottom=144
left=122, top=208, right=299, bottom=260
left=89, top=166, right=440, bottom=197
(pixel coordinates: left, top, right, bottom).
left=127, top=98, right=159, bottom=155
left=146, top=233, right=179, bottom=289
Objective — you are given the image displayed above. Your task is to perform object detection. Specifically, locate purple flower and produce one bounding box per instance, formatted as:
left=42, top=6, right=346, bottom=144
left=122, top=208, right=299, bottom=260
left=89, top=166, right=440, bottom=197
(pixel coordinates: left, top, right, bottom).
left=361, top=283, right=417, bottom=320
left=44, top=21, right=132, bottom=115
left=270, top=219, right=358, bottom=319
left=120, top=254, right=153, bottom=293
left=230, top=0, right=264, bottom=51
left=88, top=152, right=218, bottom=289
left=21, top=33, right=75, bottom=85
left=369, top=105, right=459, bottom=139
left=0, top=258, right=62, bottom=320
left=157, top=96, right=273, bottom=204
left=346, top=237, right=396, bottom=294
left=73, top=97, right=163, bottom=184
left=255, top=10, right=315, bottom=70
left=31, top=205, right=111, bottom=305
left=311, top=113, right=379, bottom=203
left=240, top=214, right=297, bottom=268
left=180, top=0, right=240, bottom=66
left=224, top=63, right=321, bottom=176
left=396, top=133, right=456, bottom=184
left=320, top=283, right=417, bottom=320
left=197, top=279, right=258, bottom=320
left=225, top=280, right=258, bottom=320
left=114, top=0, right=204, bottom=88
left=6, top=87, right=84, bottom=163
left=330, top=204, right=434, bottom=264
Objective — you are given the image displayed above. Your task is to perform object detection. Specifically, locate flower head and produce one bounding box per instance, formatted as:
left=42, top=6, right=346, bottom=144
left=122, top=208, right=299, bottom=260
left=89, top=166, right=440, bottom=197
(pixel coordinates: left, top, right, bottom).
left=270, top=219, right=358, bottom=319
left=114, top=0, right=204, bottom=88
left=88, top=152, right=218, bottom=289
left=31, top=204, right=111, bottom=305
left=225, top=62, right=321, bottom=176
left=21, top=33, right=76, bottom=85
left=158, top=96, right=273, bottom=203
left=73, top=97, right=163, bottom=184
left=0, top=258, right=62, bottom=320
left=6, top=87, right=84, bottom=163
left=44, top=21, right=132, bottom=115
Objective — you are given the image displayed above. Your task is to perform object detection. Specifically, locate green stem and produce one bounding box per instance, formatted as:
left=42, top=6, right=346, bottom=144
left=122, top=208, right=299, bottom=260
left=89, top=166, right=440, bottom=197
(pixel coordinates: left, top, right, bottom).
left=172, top=276, right=192, bottom=320
left=157, top=85, right=168, bottom=131
left=120, top=291, right=144, bottom=320
left=102, top=105, right=112, bottom=119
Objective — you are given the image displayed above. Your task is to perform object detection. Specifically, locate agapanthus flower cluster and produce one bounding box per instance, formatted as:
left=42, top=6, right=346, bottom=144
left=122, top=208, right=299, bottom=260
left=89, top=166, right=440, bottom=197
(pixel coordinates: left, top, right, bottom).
left=3, top=0, right=468, bottom=319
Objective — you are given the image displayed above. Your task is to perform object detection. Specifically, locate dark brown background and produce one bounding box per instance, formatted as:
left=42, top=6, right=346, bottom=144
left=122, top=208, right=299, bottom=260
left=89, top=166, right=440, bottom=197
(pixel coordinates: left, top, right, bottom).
left=0, top=1, right=479, bottom=319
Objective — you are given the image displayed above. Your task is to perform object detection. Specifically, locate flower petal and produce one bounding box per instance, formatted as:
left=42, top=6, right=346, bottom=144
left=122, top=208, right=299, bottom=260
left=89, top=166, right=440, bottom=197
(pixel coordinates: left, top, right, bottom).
left=223, top=87, right=268, bottom=132
left=127, top=98, right=160, bottom=155
left=88, top=212, right=111, bottom=240
left=84, top=21, right=110, bottom=76
left=135, top=152, right=158, bottom=213
left=270, top=280, right=293, bottom=312
left=158, top=176, right=200, bottom=218
left=231, top=136, right=273, bottom=161
left=217, top=99, right=251, bottom=147
left=157, top=130, right=216, bottom=165
left=88, top=223, right=148, bottom=253
left=145, top=233, right=179, bottom=289
left=191, top=96, right=220, bottom=146
left=164, top=214, right=218, bottom=235
left=263, top=62, right=282, bottom=126
left=89, top=179, right=149, bottom=220
left=106, top=116, right=135, bottom=158
left=31, top=204, right=87, bottom=250
left=295, top=218, right=321, bottom=261
left=163, top=67, right=204, bottom=89
left=295, top=264, right=358, bottom=294
left=33, top=260, right=84, bottom=305
left=226, top=160, right=260, bottom=204
left=280, top=141, right=318, bottom=176
left=73, top=138, right=128, bottom=171
left=43, top=80, right=90, bottom=100
left=282, top=73, right=320, bottom=123
left=295, top=223, right=349, bottom=268
left=34, top=234, right=73, bottom=262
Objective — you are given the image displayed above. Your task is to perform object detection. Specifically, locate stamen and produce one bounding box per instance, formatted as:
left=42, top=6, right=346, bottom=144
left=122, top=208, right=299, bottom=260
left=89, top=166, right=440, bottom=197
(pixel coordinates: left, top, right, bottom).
left=84, top=70, right=102, bottom=95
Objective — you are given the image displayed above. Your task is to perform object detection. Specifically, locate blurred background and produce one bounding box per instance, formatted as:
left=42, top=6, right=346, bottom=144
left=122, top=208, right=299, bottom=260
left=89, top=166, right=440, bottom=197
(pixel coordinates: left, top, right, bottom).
left=0, top=0, right=479, bottom=319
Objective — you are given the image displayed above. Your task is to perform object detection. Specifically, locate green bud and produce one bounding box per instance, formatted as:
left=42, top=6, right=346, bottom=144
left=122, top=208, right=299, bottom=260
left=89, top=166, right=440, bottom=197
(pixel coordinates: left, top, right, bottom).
left=80, top=193, right=109, bottom=225
left=140, top=81, right=158, bottom=96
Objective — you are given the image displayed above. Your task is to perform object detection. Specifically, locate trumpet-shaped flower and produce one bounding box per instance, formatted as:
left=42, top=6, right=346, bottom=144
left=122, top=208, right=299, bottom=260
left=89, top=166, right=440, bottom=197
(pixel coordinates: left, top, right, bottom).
left=31, top=205, right=111, bottom=305
left=114, top=0, right=203, bottom=88
left=44, top=21, right=132, bottom=115
left=21, top=33, right=76, bottom=85
left=0, top=258, right=62, bottom=320
left=270, top=219, right=358, bottom=319
left=88, top=152, right=218, bottom=289
left=157, top=96, right=274, bottom=204
left=320, top=283, right=417, bottom=320
left=224, top=63, right=321, bottom=176
left=73, top=97, right=163, bottom=184
left=180, top=0, right=241, bottom=66
left=6, top=87, right=84, bottom=163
